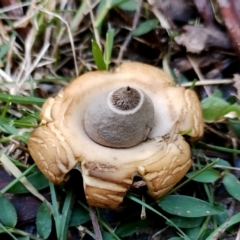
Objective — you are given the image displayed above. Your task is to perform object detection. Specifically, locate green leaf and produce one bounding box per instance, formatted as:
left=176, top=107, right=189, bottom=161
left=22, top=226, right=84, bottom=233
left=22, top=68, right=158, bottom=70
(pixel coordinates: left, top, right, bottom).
left=201, top=97, right=230, bottom=121
left=158, top=195, right=224, bottom=217
left=102, top=231, right=118, bottom=240
left=0, top=195, right=17, bottom=227
left=116, top=218, right=153, bottom=237
left=206, top=212, right=240, bottom=240
left=127, top=194, right=190, bottom=239
left=212, top=89, right=222, bottom=98
left=7, top=172, right=49, bottom=194
left=185, top=226, right=201, bottom=240
left=118, top=0, right=137, bottom=11
left=17, top=237, right=30, bottom=240
left=36, top=201, right=52, bottom=239
left=224, top=104, right=240, bottom=116
left=132, top=19, right=159, bottom=36
left=91, top=40, right=106, bottom=70
left=201, top=97, right=240, bottom=121
left=168, top=238, right=183, bottom=240
left=228, top=118, right=240, bottom=138
left=222, top=172, right=240, bottom=201
left=215, top=204, right=229, bottom=226
left=213, top=158, right=231, bottom=167
left=69, top=204, right=90, bottom=227
left=186, top=169, right=221, bottom=183
left=169, top=216, right=204, bottom=228
left=112, top=0, right=129, bottom=7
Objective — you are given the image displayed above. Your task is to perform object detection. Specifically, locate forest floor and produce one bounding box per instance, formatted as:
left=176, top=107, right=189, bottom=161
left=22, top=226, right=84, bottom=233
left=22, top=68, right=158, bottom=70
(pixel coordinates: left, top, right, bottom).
left=1, top=0, right=240, bottom=239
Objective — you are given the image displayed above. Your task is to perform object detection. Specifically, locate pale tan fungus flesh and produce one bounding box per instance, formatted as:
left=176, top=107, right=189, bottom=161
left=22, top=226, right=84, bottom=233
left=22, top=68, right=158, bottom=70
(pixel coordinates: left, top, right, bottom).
left=28, top=62, right=204, bottom=208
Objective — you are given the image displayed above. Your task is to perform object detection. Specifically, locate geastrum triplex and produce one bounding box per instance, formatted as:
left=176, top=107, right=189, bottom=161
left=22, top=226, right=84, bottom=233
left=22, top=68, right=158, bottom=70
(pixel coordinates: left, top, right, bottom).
left=28, top=62, right=204, bottom=208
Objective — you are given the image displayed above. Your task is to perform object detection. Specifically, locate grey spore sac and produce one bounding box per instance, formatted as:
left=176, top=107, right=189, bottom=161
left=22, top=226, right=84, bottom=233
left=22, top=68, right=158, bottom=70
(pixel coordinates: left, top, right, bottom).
left=84, top=86, right=155, bottom=148
left=111, top=86, right=140, bottom=110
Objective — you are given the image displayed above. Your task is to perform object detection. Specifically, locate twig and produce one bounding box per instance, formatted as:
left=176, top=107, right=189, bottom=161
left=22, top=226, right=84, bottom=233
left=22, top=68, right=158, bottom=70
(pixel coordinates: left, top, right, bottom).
left=187, top=54, right=212, bottom=96
left=217, top=0, right=240, bottom=59
left=236, top=224, right=240, bottom=240
left=117, top=0, right=142, bottom=63
left=147, top=0, right=173, bottom=31
left=181, top=79, right=233, bottom=87
left=88, top=0, right=102, bottom=51
left=37, top=6, right=79, bottom=76
left=140, top=195, right=146, bottom=219
left=89, top=206, right=103, bottom=240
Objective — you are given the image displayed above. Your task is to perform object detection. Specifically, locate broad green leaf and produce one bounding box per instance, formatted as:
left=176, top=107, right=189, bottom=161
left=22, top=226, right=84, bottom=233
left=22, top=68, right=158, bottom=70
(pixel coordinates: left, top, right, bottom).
left=158, top=195, right=224, bottom=217
left=169, top=216, right=204, bottom=228
left=116, top=218, right=153, bottom=237
left=168, top=238, right=183, bottom=240
left=185, top=226, right=212, bottom=240
left=201, top=97, right=229, bottom=121
left=222, top=172, right=240, bottom=201
left=228, top=118, right=240, bottom=138
left=36, top=201, right=52, bottom=239
left=7, top=172, right=49, bottom=194
left=112, top=0, right=129, bottom=7
left=212, top=89, right=223, bottom=98
left=213, top=158, right=231, bottom=167
left=224, top=104, right=240, bottom=116
left=185, top=226, right=200, bottom=240
left=102, top=231, right=117, bottom=240
left=201, top=97, right=240, bottom=121
left=186, top=169, right=221, bottom=183
left=91, top=40, right=106, bottom=70
left=126, top=194, right=190, bottom=240
left=17, top=237, right=30, bottom=240
left=206, top=212, right=240, bottom=240
left=69, top=204, right=90, bottom=227
left=132, top=19, right=159, bottom=36
left=0, top=195, right=17, bottom=227
left=215, top=204, right=229, bottom=226
left=118, top=0, right=137, bottom=11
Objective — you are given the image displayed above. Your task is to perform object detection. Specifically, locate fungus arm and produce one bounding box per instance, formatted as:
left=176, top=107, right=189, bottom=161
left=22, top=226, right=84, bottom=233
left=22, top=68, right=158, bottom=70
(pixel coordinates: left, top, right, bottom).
left=178, top=89, right=204, bottom=139
left=138, top=134, right=191, bottom=199
left=28, top=124, right=78, bottom=184
left=81, top=160, right=136, bottom=208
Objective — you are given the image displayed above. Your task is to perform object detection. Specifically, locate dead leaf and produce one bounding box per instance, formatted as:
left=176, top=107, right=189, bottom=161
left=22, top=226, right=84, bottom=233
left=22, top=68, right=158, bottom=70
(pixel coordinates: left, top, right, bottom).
left=175, top=25, right=232, bottom=53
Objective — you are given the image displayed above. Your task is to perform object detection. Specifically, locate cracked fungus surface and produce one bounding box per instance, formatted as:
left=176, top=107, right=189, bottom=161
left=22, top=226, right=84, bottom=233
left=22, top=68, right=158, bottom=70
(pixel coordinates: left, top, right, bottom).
left=28, top=62, right=204, bottom=208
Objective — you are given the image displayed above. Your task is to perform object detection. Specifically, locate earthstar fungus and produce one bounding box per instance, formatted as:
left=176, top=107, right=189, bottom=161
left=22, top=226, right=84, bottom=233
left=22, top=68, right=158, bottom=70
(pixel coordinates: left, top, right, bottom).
left=28, top=62, right=204, bottom=208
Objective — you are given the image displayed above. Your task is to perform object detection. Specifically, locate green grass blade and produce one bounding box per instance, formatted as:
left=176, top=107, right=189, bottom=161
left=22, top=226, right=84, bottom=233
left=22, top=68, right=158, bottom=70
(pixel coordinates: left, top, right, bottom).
left=0, top=93, right=45, bottom=105
left=92, top=40, right=107, bottom=70
left=49, top=183, right=61, bottom=239
left=206, top=212, right=240, bottom=240
left=59, top=189, right=75, bottom=240
left=104, top=29, right=115, bottom=70
left=126, top=194, right=190, bottom=240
